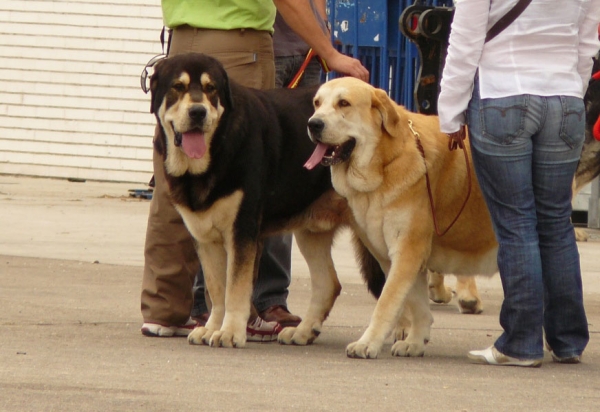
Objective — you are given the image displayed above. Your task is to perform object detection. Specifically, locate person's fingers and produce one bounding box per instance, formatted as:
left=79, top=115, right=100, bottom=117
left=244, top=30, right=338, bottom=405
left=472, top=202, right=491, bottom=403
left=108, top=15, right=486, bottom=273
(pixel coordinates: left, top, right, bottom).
left=446, top=127, right=466, bottom=151
left=328, top=54, right=369, bottom=81
left=353, top=60, right=369, bottom=81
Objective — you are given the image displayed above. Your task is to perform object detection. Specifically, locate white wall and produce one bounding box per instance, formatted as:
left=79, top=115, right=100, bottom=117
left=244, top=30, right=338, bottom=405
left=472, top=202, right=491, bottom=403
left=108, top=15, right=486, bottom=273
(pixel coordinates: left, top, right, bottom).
left=0, top=0, right=165, bottom=183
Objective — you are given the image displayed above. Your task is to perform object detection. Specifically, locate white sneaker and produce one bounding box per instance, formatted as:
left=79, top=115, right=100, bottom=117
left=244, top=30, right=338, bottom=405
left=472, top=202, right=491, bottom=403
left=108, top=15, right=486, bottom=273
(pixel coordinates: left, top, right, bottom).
left=141, top=318, right=197, bottom=337
left=468, top=345, right=542, bottom=367
left=246, top=317, right=282, bottom=342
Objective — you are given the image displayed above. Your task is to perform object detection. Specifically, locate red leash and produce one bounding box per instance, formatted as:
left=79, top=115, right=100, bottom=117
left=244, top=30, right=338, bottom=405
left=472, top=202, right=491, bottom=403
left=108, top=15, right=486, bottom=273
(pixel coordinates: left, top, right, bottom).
left=286, top=49, right=330, bottom=89
left=591, top=71, right=600, bottom=141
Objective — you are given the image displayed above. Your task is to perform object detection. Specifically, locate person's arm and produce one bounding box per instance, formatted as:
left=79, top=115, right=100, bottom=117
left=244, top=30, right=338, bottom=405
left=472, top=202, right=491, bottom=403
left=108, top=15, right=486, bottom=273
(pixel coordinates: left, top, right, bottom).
left=314, top=0, right=327, bottom=22
left=577, top=2, right=600, bottom=95
left=437, top=0, right=489, bottom=134
left=273, top=0, right=369, bottom=81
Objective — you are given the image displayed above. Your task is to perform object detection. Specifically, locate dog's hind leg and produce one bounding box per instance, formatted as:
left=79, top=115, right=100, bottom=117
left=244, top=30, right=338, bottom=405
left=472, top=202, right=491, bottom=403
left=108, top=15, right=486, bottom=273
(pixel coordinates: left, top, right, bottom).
left=390, top=269, right=433, bottom=357
left=188, top=242, right=227, bottom=346
left=428, top=271, right=452, bottom=304
left=278, top=229, right=341, bottom=346
left=455, top=275, right=483, bottom=314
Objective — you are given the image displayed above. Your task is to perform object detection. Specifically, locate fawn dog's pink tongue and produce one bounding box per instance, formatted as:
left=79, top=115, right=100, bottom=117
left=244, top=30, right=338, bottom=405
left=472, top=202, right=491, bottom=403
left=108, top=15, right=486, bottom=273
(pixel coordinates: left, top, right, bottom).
left=182, top=131, right=207, bottom=159
left=304, top=143, right=328, bottom=170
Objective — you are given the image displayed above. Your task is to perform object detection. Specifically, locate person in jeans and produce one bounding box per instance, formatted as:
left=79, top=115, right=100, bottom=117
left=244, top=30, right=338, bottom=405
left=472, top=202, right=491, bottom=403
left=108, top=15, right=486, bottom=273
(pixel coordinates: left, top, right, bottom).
left=141, top=0, right=368, bottom=339
left=438, top=0, right=600, bottom=366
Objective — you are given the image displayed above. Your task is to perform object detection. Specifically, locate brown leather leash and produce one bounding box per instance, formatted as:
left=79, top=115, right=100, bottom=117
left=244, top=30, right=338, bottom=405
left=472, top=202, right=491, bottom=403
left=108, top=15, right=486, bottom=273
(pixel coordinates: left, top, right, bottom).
left=408, top=120, right=472, bottom=236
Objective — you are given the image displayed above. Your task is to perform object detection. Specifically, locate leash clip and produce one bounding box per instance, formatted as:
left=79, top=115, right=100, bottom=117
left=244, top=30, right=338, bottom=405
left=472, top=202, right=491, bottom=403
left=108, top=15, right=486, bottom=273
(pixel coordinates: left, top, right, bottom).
left=140, top=54, right=167, bottom=94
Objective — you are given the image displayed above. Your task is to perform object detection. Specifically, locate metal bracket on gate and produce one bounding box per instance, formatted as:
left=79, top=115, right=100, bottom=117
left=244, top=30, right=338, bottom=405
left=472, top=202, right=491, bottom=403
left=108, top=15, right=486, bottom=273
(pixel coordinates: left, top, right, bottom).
left=399, top=2, right=454, bottom=115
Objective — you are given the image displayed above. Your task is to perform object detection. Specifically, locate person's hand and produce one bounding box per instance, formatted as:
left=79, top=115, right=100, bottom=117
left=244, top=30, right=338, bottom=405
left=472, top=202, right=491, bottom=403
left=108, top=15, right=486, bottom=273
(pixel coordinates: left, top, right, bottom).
left=447, top=125, right=466, bottom=151
left=324, top=52, right=369, bottom=82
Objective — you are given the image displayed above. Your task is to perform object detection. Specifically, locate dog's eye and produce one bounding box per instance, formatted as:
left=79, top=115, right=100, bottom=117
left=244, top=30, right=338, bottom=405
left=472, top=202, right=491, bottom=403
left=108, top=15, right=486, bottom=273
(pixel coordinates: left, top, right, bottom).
left=313, top=99, right=321, bottom=108
left=204, top=84, right=216, bottom=93
left=172, top=83, right=186, bottom=92
left=339, top=99, right=350, bottom=108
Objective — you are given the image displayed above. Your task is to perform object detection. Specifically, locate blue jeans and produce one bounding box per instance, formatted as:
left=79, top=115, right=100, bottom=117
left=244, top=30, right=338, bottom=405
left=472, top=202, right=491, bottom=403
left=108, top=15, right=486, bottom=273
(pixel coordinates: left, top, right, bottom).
left=467, top=80, right=589, bottom=360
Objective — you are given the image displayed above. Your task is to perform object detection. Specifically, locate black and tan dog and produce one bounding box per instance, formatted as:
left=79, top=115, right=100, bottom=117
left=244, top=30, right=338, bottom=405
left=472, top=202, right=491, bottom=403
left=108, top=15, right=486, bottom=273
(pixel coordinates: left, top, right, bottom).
left=149, top=52, right=373, bottom=349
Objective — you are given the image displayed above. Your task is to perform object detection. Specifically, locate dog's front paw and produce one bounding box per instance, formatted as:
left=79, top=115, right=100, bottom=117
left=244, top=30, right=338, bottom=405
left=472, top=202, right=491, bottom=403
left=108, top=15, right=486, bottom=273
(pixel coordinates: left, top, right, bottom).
left=390, top=340, right=425, bottom=357
left=278, top=323, right=320, bottom=346
left=188, top=326, right=212, bottom=345
left=209, top=329, right=246, bottom=348
left=346, top=341, right=380, bottom=359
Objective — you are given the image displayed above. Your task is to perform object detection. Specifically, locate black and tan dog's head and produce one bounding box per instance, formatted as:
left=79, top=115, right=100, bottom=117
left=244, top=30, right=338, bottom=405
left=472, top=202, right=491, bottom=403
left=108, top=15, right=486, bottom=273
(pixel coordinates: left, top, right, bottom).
left=304, top=77, right=402, bottom=171
left=149, top=53, right=233, bottom=176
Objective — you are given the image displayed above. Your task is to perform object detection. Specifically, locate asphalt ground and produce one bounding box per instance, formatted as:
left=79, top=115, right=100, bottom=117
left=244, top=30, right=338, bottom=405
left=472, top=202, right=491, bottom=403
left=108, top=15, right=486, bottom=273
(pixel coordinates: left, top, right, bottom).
left=1, top=175, right=599, bottom=412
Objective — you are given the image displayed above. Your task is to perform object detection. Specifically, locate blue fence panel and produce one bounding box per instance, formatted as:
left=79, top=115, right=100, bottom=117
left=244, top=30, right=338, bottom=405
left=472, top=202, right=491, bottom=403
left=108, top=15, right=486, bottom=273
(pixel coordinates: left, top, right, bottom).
left=327, top=0, right=454, bottom=110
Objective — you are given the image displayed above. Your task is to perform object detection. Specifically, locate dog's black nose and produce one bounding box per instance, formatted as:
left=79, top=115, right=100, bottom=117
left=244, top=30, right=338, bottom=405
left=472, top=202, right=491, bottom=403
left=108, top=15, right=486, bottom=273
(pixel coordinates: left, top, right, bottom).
left=188, top=105, right=207, bottom=122
left=308, top=118, right=325, bottom=134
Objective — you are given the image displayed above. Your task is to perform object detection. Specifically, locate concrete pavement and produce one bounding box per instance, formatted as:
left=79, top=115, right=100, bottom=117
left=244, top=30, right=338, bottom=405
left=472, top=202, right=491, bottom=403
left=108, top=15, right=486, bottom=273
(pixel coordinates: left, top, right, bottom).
left=1, top=175, right=599, bottom=412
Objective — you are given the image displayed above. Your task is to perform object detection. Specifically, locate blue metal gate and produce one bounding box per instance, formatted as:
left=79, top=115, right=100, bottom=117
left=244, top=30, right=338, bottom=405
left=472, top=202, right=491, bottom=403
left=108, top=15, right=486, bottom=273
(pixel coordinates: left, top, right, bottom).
left=327, top=0, right=454, bottom=110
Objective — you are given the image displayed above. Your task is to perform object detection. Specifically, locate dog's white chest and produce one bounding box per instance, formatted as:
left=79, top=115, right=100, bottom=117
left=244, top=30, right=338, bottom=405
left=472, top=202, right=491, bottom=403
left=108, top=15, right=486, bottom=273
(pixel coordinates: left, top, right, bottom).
left=348, top=194, right=389, bottom=258
left=175, top=190, right=243, bottom=244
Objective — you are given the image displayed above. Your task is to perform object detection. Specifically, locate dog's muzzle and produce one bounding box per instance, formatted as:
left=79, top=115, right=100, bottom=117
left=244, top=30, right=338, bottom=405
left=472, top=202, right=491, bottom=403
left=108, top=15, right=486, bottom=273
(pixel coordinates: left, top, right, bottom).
left=304, top=117, right=356, bottom=170
left=307, top=118, right=325, bottom=142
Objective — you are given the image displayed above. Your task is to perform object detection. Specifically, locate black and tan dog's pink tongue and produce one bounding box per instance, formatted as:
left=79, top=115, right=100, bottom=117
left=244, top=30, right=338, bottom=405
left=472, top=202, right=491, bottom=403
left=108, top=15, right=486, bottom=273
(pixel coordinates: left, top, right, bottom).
left=182, top=131, right=207, bottom=159
left=304, top=143, right=328, bottom=170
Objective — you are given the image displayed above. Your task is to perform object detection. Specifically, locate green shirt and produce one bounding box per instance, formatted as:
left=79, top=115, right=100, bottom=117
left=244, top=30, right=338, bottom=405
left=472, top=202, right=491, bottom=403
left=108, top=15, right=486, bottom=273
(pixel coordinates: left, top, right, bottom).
left=162, top=0, right=276, bottom=33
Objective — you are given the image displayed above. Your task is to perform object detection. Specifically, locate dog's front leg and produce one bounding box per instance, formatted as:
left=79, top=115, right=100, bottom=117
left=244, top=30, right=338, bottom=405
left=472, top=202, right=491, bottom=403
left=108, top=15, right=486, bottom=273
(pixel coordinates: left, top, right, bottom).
left=188, top=242, right=227, bottom=346
left=209, top=241, right=256, bottom=348
left=390, top=269, right=432, bottom=357
left=346, top=255, right=430, bottom=359
left=278, top=229, right=341, bottom=346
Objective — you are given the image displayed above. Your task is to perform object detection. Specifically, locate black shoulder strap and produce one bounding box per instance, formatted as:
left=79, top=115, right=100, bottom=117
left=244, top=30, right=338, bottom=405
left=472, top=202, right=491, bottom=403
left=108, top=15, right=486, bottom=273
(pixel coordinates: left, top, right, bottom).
left=485, top=0, right=533, bottom=43
left=160, top=26, right=173, bottom=56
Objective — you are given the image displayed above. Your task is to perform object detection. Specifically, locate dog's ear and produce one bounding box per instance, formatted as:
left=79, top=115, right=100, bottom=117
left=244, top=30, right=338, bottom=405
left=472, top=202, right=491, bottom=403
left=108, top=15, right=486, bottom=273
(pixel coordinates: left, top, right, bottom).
left=153, top=124, right=166, bottom=156
left=371, top=88, right=401, bottom=136
left=149, top=59, right=167, bottom=114
left=220, top=65, right=234, bottom=110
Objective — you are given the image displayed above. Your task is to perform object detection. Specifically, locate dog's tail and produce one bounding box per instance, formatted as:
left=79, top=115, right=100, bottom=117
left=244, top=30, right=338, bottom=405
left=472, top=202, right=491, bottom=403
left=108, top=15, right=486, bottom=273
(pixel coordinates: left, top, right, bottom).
left=351, top=234, right=385, bottom=298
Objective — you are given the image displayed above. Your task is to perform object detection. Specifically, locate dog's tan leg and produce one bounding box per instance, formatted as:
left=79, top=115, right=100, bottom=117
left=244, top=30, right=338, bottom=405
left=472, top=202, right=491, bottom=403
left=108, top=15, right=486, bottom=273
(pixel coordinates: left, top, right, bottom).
left=390, top=269, right=432, bottom=357
left=575, top=227, right=589, bottom=242
left=393, top=306, right=411, bottom=342
left=210, top=242, right=256, bottom=348
left=278, top=229, right=341, bottom=346
left=346, top=251, right=428, bottom=359
left=427, top=270, right=453, bottom=304
left=455, top=275, right=483, bottom=314
left=188, top=242, right=227, bottom=345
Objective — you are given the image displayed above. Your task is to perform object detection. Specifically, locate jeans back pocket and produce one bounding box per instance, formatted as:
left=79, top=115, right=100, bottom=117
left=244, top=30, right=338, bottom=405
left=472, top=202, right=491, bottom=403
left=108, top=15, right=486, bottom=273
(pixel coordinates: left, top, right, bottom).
left=480, top=95, right=529, bottom=145
left=559, top=96, right=585, bottom=149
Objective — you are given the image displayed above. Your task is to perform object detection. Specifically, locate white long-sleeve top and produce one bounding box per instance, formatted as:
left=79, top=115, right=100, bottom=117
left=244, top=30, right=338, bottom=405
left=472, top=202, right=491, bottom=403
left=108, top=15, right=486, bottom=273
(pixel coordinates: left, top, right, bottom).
left=438, top=0, right=600, bottom=134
